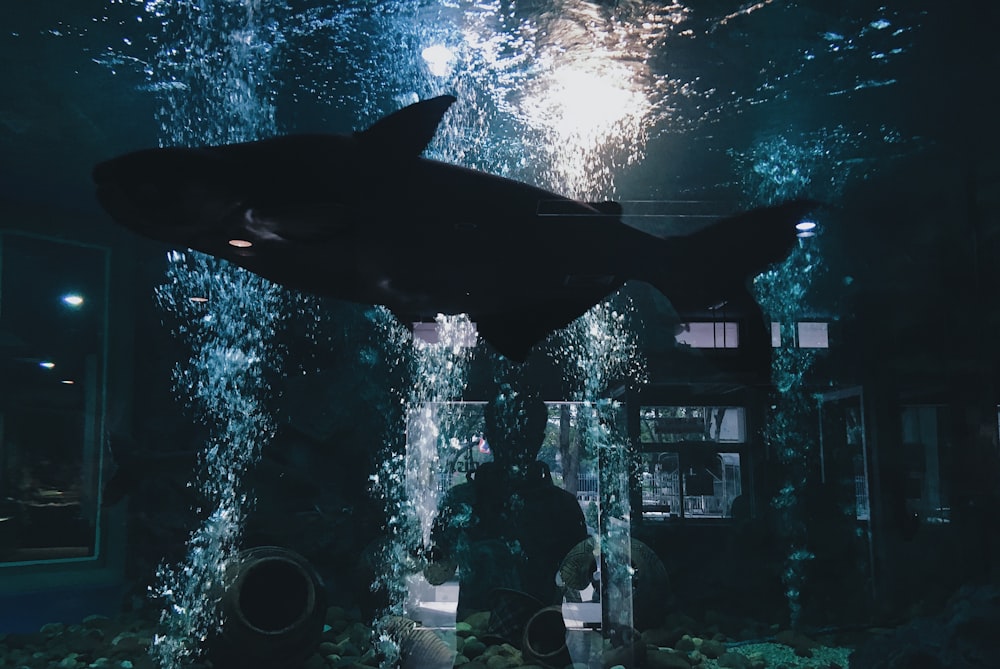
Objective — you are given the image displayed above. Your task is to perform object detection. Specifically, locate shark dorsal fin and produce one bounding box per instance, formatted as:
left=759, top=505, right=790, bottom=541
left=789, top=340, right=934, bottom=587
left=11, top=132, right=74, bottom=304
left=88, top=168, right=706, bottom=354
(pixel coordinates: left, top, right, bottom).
left=357, top=95, right=457, bottom=157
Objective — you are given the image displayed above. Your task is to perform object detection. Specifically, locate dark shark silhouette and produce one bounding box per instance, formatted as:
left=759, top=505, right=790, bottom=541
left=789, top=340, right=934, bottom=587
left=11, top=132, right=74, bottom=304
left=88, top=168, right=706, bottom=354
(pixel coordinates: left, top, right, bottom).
left=94, top=95, right=813, bottom=362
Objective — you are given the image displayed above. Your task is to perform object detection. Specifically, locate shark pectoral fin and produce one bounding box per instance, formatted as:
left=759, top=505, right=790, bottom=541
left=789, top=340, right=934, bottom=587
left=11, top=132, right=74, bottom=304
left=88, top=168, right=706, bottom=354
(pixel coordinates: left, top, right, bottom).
left=356, top=95, right=457, bottom=157
left=476, top=298, right=609, bottom=363
left=243, top=204, right=351, bottom=243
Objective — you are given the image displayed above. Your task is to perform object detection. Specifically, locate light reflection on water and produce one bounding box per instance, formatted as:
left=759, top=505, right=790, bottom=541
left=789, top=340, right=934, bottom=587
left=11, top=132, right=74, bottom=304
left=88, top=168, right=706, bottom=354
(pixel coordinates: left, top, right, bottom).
left=81, top=0, right=926, bottom=202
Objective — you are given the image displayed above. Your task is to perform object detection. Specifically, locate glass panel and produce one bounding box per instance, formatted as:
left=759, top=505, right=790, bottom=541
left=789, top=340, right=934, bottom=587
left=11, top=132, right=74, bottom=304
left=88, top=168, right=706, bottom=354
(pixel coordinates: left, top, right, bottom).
left=640, top=452, right=679, bottom=519
left=683, top=453, right=742, bottom=519
left=0, top=233, right=108, bottom=563
left=901, top=406, right=949, bottom=525
left=408, top=398, right=627, bottom=665
left=638, top=406, right=746, bottom=443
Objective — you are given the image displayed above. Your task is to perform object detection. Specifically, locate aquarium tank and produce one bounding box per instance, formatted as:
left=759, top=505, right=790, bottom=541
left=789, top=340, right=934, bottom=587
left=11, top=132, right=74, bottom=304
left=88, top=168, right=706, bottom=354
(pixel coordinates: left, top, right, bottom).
left=0, top=1, right=998, bottom=669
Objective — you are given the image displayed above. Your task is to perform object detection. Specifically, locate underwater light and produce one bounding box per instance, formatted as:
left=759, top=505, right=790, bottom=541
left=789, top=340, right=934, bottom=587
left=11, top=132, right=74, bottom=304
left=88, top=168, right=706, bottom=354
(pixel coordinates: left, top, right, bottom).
left=228, top=239, right=253, bottom=248
left=189, top=296, right=209, bottom=303
left=796, top=220, right=818, bottom=238
left=39, top=361, right=55, bottom=370
left=61, top=294, right=84, bottom=308
left=60, top=379, right=75, bottom=385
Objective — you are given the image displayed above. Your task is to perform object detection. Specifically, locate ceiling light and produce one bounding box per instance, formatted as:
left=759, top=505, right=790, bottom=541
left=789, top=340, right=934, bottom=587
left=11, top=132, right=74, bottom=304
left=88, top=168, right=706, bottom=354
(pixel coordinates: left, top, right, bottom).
left=228, top=239, right=253, bottom=248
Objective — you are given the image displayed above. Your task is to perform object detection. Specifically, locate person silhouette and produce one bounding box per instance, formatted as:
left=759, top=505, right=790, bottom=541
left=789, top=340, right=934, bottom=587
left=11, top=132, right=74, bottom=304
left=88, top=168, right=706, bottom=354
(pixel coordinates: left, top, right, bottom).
left=425, top=390, right=588, bottom=622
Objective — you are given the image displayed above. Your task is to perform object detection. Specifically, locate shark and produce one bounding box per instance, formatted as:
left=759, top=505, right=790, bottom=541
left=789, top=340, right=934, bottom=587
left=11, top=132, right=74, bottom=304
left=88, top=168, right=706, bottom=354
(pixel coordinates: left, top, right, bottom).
left=93, top=95, right=814, bottom=362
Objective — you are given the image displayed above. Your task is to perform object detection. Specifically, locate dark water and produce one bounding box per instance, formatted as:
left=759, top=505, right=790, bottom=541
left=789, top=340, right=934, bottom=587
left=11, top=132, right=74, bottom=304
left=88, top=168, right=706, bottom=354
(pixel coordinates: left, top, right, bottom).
left=1, top=1, right=998, bottom=668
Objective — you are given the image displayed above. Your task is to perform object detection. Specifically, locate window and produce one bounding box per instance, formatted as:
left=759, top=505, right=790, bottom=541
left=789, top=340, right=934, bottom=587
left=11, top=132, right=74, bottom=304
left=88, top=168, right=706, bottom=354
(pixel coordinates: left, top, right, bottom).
left=675, top=322, right=739, bottom=348
left=770, top=321, right=831, bottom=348
left=797, top=322, right=829, bottom=348
left=639, top=405, right=746, bottom=443
left=0, top=232, right=109, bottom=564
left=638, top=406, right=747, bottom=521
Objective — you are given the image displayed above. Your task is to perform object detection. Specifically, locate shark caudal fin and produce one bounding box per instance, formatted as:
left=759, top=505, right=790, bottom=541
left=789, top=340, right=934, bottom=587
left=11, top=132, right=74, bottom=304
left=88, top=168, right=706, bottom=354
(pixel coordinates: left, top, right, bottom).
left=649, top=199, right=818, bottom=370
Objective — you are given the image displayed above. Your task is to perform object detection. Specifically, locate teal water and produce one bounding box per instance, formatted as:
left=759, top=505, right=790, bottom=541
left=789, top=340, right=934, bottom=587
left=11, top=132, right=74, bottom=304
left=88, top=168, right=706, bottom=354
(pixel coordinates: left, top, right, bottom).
left=0, top=2, right=998, bottom=669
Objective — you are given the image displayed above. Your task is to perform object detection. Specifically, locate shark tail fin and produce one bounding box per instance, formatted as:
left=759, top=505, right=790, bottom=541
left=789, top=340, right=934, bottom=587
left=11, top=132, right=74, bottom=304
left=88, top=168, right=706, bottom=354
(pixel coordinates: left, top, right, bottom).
left=647, top=199, right=818, bottom=368
left=653, top=199, right=818, bottom=309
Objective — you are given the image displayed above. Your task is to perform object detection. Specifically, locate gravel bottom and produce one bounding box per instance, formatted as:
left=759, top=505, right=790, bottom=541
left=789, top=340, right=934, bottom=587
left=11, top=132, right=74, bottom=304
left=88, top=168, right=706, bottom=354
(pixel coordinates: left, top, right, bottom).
left=702, top=641, right=851, bottom=669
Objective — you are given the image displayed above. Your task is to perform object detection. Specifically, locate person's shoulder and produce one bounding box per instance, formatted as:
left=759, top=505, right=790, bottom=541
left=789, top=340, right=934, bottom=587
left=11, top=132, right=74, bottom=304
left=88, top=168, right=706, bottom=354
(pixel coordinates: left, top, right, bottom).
left=442, top=481, right=476, bottom=505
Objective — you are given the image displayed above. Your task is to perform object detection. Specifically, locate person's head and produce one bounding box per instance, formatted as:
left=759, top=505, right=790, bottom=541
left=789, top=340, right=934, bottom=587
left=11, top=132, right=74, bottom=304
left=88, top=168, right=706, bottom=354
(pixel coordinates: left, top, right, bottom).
left=483, top=389, right=548, bottom=472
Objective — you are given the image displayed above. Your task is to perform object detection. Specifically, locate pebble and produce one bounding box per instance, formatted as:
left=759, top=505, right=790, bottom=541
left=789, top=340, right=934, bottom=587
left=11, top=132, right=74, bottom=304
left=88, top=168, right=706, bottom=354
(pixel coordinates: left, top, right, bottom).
left=2, top=604, right=858, bottom=669
left=701, top=639, right=727, bottom=659
left=718, top=651, right=753, bottom=669
left=41, top=623, right=67, bottom=636
left=463, top=637, right=487, bottom=658
left=57, top=654, right=81, bottom=668
left=645, top=649, right=692, bottom=669
left=302, top=654, right=326, bottom=669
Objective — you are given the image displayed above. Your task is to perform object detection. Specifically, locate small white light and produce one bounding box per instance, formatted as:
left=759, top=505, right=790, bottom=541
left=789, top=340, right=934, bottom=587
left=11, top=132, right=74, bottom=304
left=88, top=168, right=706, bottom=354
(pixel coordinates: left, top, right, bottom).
left=795, top=220, right=817, bottom=232
left=189, top=296, right=209, bottom=303
left=228, top=239, right=253, bottom=248
left=62, top=294, right=84, bottom=307
left=39, top=361, right=55, bottom=370
left=60, top=380, right=75, bottom=385
left=797, top=231, right=817, bottom=239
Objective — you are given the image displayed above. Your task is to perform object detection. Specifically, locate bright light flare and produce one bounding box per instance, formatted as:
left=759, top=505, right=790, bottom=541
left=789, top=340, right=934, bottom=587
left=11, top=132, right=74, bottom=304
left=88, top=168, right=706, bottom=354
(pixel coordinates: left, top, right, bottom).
left=421, top=44, right=455, bottom=77
left=61, top=294, right=84, bottom=307
left=518, top=57, right=650, bottom=196
left=523, top=62, right=648, bottom=146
